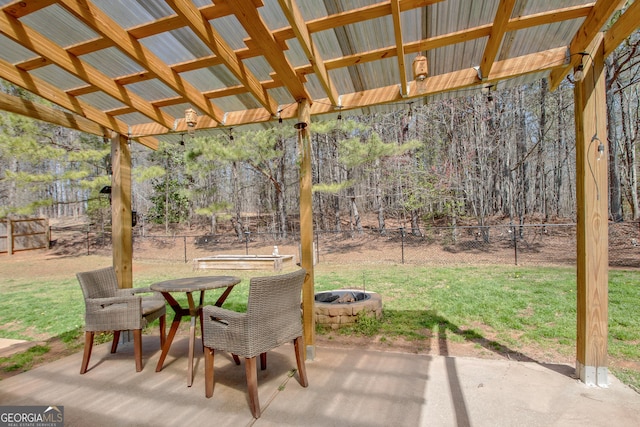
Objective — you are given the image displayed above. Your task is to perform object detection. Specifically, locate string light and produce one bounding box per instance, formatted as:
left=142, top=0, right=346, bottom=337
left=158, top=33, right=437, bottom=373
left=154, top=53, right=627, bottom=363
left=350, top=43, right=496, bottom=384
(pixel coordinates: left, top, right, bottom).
left=573, top=52, right=588, bottom=82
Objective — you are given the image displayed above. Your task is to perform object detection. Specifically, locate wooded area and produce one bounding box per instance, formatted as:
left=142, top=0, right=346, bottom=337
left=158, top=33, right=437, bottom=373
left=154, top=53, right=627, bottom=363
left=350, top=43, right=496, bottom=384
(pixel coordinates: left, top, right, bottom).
left=1, top=31, right=639, bottom=235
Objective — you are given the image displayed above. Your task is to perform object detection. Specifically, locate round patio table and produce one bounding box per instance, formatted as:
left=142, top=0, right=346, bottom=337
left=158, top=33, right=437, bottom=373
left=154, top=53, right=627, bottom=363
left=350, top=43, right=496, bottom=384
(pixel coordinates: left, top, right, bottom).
left=150, top=275, right=241, bottom=387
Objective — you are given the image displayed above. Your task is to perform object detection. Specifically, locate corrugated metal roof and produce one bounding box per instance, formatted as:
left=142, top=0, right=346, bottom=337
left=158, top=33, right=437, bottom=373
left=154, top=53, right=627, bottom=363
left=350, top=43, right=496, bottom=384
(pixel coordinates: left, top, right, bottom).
left=0, top=0, right=635, bottom=149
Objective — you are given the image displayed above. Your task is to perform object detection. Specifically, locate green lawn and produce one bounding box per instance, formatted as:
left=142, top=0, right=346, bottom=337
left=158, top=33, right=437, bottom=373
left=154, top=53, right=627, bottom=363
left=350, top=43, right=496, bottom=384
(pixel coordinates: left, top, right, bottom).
left=0, top=256, right=638, bottom=391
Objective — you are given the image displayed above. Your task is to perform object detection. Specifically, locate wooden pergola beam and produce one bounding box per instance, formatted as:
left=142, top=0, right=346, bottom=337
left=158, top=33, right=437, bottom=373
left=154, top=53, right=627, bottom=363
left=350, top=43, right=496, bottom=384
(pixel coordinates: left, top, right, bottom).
left=391, top=0, right=409, bottom=97
left=166, top=0, right=278, bottom=116
left=549, top=0, right=627, bottom=90
left=479, top=0, right=517, bottom=81
left=0, top=91, right=109, bottom=137
left=0, top=10, right=176, bottom=130
left=57, top=0, right=225, bottom=126
left=279, top=0, right=339, bottom=106
left=0, top=57, right=158, bottom=149
left=574, top=33, right=608, bottom=386
left=226, top=1, right=311, bottom=103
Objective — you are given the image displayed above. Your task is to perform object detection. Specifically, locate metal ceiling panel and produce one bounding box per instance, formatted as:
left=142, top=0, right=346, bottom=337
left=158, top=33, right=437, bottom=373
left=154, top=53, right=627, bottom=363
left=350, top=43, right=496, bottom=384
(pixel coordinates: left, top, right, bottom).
left=126, top=79, right=179, bottom=102
left=77, top=92, right=126, bottom=112
left=19, top=4, right=98, bottom=48
left=0, top=35, right=37, bottom=64
left=140, top=29, right=210, bottom=65
left=80, top=47, right=145, bottom=79
left=180, top=66, right=241, bottom=92
left=29, top=65, right=87, bottom=91
left=501, top=20, right=584, bottom=60
left=91, top=0, right=172, bottom=28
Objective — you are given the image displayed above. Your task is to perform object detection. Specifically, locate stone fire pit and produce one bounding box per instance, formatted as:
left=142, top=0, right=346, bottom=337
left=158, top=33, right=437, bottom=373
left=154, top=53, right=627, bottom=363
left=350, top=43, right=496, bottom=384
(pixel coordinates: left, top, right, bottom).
left=314, top=290, right=382, bottom=329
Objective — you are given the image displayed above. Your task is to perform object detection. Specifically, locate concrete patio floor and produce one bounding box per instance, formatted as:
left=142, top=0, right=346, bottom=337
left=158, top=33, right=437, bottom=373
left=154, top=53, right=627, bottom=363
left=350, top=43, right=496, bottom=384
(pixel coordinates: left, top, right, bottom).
left=1, top=334, right=639, bottom=427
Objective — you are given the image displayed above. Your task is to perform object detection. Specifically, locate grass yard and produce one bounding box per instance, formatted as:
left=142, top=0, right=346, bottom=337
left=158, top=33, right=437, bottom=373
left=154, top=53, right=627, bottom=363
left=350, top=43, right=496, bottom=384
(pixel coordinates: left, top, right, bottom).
left=0, top=254, right=638, bottom=392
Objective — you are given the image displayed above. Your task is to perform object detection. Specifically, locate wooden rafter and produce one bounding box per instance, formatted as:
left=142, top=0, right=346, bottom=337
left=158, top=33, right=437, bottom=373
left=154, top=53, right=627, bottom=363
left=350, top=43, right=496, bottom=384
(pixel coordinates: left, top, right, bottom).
left=166, top=0, right=278, bottom=116
left=279, top=0, right=339, bottom=107
left=56, top=0, right=225, bottom=125
left=0, top=0, right=636, bottom=142
left=0, top=90, right=108, bottom=137
left=479, top=0, right=517, bottom=81
left=225, top=1, right=311, bottom=104
left=391, top=0, right=408, bottom=96
left=128, top=46, right=568, bottom=137
left=0, top=57, right=158, bottom=149
left=604, top=0, right=640, bottom=57
left=549, top=0, right=627, bottom=90
left=0, top=9, right=175, bottom=130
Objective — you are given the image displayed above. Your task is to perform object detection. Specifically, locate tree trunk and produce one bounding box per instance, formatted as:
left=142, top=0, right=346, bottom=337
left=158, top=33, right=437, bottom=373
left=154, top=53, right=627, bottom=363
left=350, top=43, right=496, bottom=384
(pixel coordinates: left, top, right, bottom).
left=607, top=59, right=624, bottom=221
left=374, top=158, right=386, bottom=234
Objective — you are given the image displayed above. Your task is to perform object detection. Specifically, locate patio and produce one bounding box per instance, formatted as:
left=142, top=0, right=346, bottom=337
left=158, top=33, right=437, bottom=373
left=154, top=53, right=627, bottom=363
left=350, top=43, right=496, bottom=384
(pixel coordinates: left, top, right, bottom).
left=1, top=333, right=639, bottom=426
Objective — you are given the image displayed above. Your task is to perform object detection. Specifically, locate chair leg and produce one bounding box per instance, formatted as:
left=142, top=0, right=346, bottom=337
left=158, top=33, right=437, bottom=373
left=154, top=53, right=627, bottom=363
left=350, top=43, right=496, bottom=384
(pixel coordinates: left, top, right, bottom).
left=111, top=330, right=120, bottom=353
left=260, top=352, right=267, bottom=370
left=204, top=347, right=215, bottom=398
left=232, top=354, right=241, bottom=365
left=245, top=357, right=260, bottom=418
left=159, top=314, right=166, bottom=348
left=133, top=329, right=143, bottom=372
left=294, top=336, right=309, bottom=387
left=80, top=331, right=94, bottom=374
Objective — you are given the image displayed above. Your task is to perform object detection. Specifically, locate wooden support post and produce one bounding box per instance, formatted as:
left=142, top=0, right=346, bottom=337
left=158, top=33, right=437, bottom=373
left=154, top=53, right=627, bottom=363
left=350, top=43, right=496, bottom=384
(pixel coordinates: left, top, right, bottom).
left=111, top=134, right=133, bottom=289
left=297, top=99, right=316, bottom=359
left=573, top=33, right=608, bottom=386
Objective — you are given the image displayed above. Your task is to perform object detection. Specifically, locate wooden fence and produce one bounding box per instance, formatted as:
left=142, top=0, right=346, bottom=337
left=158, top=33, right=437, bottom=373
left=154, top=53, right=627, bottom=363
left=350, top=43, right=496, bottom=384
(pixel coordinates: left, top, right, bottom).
left=0, top=218, right=49, bottom=255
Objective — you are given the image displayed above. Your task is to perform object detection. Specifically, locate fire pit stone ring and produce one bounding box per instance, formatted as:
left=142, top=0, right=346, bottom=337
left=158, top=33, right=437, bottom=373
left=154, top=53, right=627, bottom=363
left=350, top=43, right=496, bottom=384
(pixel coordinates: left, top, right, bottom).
left=314, top=289, right=382, bottom=329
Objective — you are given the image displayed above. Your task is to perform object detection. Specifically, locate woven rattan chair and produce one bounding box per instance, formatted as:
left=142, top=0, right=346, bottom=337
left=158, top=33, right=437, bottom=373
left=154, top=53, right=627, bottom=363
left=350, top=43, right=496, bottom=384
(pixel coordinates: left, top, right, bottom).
left=202, top=268, right=309, bottom=418
left=76, top=266, right=166, bottom=374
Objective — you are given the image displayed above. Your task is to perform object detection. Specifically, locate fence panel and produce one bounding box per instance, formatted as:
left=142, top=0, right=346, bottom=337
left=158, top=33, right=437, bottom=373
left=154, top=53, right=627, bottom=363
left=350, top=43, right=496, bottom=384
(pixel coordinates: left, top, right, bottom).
left=0, top=218, right=49, bottom=254
left=45, top=222, right=640, bottom=269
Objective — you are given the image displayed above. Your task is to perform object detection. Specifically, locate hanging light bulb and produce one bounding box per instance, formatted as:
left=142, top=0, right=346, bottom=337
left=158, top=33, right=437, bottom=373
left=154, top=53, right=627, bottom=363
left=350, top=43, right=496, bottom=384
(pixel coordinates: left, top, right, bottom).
left=482, top=84, right=494, bottom=102
left=597, top=141, right=605, bottom=161
left=574, top=63, right=584, bottom=82
left=573, top=52, right=588, bottom=82
left=185, top=107, right=197, bottom=136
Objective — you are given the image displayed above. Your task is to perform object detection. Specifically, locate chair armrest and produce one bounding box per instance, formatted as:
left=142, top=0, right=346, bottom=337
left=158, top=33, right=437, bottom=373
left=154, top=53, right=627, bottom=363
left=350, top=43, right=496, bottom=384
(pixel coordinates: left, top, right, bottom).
left=84, top=296, right=143, bottom=331
left=203, top=305, right=246, bottom=323
left=86, top=295, right=141, bottom=310
left=202, top=305, right=248, bottom=354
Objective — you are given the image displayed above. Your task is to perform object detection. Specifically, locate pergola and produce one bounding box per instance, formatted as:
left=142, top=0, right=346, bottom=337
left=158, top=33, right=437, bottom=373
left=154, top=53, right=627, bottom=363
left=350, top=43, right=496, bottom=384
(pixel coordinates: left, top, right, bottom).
left=0, top=0, right=638, bottom=386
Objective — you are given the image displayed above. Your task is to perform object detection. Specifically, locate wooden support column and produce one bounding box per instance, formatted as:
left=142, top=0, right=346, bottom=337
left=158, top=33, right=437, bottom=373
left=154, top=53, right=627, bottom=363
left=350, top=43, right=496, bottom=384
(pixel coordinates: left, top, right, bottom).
left=111, top=134, right=133, bottom=289
left=573, top=33, right=608, bottom=386
left=296, top=99, right=316, bottom=359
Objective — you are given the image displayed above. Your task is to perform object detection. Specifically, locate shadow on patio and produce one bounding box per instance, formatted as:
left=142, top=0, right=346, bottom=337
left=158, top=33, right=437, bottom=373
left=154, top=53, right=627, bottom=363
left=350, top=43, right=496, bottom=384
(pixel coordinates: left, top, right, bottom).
left=1, top=334, right=639, bottom=427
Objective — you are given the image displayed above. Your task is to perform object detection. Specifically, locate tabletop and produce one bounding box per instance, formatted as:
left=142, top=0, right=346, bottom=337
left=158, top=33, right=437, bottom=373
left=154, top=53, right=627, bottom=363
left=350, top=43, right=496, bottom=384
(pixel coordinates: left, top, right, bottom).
left=150, top=276, right=241, bottom=293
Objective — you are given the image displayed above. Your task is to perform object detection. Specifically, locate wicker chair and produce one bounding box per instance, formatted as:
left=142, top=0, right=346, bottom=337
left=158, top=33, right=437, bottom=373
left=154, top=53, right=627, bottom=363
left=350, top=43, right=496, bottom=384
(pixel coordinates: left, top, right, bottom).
left=76, top=266, right=166, bottom=374
left=202, top=268, right=309, bottom=418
